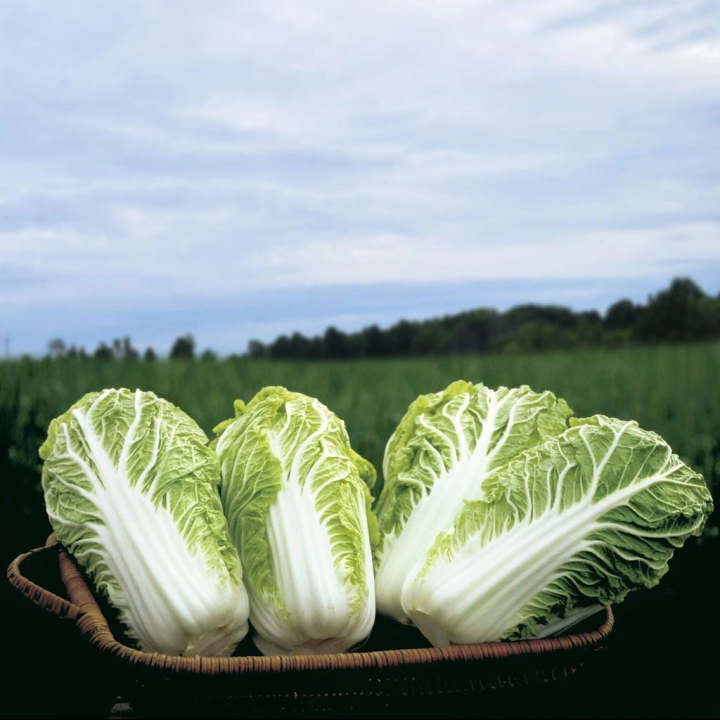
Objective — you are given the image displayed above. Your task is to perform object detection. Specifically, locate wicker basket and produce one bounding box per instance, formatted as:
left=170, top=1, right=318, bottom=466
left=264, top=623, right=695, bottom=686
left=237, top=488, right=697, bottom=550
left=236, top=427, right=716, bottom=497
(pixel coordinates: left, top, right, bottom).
left=8, top=535, right=614, bottom=717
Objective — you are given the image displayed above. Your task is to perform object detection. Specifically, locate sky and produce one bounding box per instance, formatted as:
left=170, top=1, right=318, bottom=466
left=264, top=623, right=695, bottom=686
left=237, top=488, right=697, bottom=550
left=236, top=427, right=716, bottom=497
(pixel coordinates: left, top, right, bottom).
left=1, top=0, right=719, bottom=356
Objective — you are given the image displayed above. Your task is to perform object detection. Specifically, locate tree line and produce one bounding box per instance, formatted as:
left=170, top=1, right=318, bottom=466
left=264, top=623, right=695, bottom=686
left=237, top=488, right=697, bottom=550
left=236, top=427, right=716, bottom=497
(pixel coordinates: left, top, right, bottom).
left=45, top=334, right=214, bottom=362
left=247, top=277, right=720, bottom=359
left=42, top=277, right=720, bottom=362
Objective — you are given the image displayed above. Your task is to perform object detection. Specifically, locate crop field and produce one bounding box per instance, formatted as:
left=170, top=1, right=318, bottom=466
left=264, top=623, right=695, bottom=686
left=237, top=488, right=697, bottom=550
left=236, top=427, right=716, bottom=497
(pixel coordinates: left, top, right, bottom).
left=2, top=341, right=719, bottom=717
left=2, top=341, right=719, bottom=562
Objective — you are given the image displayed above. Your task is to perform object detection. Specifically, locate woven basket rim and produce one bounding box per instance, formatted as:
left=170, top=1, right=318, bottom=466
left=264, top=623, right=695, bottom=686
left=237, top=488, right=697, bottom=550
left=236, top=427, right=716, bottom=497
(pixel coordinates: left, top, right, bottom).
left=8, top=535, right=614, bottom=675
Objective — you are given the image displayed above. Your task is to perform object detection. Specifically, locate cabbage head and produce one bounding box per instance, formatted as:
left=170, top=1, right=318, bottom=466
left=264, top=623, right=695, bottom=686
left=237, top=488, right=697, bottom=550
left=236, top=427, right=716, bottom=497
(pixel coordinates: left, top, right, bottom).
left=40, top=388, right=249, bottom=656
left=375, top=381, right=573, bottom=623
left=214, top=386, right=377, bottom=656
left=377, top=381, right=712, bottom=645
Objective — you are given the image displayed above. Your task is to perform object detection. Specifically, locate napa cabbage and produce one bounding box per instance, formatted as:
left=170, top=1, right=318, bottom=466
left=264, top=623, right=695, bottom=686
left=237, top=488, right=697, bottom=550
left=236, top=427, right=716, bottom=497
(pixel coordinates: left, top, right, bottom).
left=376, top=380, right=713, bottom=646
left=40, top=388, right=249, bottom=656
left=214, top=386, right=377, bottom=656
left=374, top=381, right=573, bottom=623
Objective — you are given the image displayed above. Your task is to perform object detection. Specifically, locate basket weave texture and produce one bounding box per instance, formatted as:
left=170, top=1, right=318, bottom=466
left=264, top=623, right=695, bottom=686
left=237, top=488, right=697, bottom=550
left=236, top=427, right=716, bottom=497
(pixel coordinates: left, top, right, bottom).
left=8, top=535, right=614, bottom=715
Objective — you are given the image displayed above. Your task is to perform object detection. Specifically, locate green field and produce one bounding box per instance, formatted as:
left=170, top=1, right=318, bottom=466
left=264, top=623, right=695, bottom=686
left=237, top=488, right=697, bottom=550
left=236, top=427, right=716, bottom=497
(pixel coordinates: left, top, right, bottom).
left=2, top=342, right=719, bottom=559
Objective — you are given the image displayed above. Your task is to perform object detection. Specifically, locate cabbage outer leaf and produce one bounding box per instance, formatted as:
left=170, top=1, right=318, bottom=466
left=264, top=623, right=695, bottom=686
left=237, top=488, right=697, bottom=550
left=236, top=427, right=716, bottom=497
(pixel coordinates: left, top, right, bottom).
left=374, top=381, right=572, bottom=622
left=214, top=386, right=377, bottom=655
left=40, top=388, right=249, bottom=656
left=402, top=415, right=713, bottom=645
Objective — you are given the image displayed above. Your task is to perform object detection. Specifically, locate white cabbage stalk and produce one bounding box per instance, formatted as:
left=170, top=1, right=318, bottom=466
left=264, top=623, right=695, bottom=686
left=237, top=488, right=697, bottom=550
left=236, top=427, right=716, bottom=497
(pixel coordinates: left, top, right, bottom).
left=374, top=381, right=573, bottom=623
left=401, top=415, right=712, bottom=645
left=40, top=388, right=249, bottom=656
left=214, top=386, right=377, bottom=656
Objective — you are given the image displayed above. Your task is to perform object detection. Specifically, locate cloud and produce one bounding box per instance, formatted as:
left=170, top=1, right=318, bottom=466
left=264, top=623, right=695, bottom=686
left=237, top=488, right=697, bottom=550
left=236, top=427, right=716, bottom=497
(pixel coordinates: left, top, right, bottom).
left=0, top=0, right=719, bottom=354
left=543, top=0, right=720, bottom=54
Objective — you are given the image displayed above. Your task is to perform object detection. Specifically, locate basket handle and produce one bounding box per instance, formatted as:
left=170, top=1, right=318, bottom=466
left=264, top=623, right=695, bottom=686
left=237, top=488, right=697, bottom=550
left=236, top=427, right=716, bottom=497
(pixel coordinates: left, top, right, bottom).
left=6, top=535, right=83, bottom=621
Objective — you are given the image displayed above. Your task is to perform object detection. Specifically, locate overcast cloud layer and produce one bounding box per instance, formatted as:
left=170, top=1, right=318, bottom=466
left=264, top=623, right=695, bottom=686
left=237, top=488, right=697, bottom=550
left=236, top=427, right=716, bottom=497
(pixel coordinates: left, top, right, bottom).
left=1, top=0, right=719, bottom=355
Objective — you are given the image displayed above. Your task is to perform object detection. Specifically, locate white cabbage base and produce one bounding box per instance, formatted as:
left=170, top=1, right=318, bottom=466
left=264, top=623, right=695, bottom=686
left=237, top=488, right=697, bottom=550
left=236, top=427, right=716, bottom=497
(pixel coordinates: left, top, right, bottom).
left=251, top=480, right=375, bottom=655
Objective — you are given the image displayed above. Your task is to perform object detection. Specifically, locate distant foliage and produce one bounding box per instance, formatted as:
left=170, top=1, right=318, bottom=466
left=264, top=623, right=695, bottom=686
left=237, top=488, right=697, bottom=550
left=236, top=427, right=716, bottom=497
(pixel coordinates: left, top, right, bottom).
left=47, top=338, right=67, bottom=358
left=636, top=278, right=720, bottom=342
left=94, top=343, right=114, bottom=360
left=47, top=337, right=139, bottom=361
left=112, top=337, right=139, bottom=361
left=169, top=334, right=195, bottom=360
left=36, top=278, right=718, bottom=364
left=248, top=277, right=720, bottom=360
left=48, top=338, right=87, bottom=359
